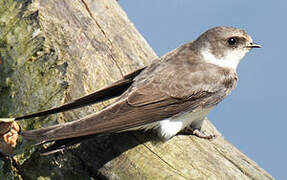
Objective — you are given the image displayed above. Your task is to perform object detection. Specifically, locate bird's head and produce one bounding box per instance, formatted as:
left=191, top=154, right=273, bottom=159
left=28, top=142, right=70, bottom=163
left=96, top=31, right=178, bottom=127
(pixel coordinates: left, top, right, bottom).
left=195, top=26, right=261, bottom=70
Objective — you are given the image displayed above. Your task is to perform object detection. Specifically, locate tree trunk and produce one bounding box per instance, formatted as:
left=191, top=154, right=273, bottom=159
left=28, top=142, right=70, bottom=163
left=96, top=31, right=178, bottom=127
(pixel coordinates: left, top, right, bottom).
left=0, top=0, right=274, bottom=179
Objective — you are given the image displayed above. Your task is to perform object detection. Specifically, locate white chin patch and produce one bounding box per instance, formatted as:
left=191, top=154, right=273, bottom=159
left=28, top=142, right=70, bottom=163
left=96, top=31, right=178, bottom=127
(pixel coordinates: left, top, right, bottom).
left=201, top=48, right=248, bottom=70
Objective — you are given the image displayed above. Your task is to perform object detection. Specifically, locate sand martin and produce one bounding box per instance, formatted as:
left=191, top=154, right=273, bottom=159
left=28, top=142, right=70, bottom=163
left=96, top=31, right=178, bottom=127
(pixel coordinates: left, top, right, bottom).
left=1, top=26, right=261, bottom=153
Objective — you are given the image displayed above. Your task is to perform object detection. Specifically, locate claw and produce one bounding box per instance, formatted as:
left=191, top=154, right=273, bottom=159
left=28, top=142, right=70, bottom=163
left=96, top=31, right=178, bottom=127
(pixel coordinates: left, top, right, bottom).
left=181, top=126, right=216, bottom=139
left=191, top=128, right=216, bottom=139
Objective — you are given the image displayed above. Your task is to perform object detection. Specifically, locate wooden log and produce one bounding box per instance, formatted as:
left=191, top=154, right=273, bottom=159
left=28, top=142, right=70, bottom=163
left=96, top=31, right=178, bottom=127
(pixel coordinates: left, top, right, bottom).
left=0, top=0, right=274, bottom=179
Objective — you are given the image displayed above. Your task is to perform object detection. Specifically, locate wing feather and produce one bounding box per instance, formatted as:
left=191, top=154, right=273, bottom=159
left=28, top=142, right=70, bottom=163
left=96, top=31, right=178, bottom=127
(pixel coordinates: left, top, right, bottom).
left=14, top=67, right=145, bottom=120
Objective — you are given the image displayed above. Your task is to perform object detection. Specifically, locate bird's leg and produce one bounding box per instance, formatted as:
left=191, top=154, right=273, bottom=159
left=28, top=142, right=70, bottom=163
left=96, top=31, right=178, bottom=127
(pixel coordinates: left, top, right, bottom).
left=180, top=118, right=216, bottom=139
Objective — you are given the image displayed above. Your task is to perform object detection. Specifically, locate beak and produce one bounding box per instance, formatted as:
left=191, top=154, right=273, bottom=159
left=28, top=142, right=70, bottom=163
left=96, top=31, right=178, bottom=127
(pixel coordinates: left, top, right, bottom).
left=247, top=42, right=262, bottom=48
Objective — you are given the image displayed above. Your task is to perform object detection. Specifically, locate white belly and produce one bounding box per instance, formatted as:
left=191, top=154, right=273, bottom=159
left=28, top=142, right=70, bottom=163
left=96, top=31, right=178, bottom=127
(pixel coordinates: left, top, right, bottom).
left=156, top=107, right=213, bottom=139
left=130, top=107, right=213, bottom=139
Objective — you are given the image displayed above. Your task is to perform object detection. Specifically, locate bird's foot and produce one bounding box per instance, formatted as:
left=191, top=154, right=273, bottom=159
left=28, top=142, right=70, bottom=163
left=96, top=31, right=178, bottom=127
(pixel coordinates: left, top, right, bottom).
left=181, top=127, right=215, bottom=139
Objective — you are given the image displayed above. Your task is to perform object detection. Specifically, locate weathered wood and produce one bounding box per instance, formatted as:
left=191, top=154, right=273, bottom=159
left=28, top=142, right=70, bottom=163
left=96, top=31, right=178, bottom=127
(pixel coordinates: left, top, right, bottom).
left=0, top=0, right=273, bottom=179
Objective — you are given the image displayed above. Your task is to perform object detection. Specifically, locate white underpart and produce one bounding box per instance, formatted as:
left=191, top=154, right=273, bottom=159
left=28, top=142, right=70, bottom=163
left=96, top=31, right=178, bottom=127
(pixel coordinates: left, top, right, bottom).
left=201, top=48, right=248, bottom=70
left=156, top=107, right=213, bottom=139
left=125, top=107, right=213, bottom=139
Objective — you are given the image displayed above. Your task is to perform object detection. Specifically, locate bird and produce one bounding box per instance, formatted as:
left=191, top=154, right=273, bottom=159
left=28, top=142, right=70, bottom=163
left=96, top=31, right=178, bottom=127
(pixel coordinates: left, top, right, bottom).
left=2, top=26, right=261, bottom=154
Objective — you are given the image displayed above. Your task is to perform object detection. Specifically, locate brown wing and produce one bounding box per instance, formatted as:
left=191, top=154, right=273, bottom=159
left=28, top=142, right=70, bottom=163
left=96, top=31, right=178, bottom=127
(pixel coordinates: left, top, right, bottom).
left=126, top=57, right=234, bottom=106
left=22, top=54, right=236, bottom=143
left=21, top=96, right=206, bottom=142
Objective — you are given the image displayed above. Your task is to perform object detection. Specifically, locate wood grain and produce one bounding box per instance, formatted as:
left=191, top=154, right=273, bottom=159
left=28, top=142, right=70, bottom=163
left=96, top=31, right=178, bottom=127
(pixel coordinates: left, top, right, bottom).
left=0, top=0, right=273, bottom=179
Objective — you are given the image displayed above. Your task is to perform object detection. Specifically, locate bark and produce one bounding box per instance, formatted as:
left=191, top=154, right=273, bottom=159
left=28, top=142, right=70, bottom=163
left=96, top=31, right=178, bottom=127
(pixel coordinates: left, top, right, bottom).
left=0, top=0, right=274, bottom=179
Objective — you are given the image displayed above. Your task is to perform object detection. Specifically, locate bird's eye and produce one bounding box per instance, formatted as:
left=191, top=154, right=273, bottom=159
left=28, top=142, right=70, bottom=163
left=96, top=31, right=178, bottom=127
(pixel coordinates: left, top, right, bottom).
left=227, top=37, right=237, bottom=46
